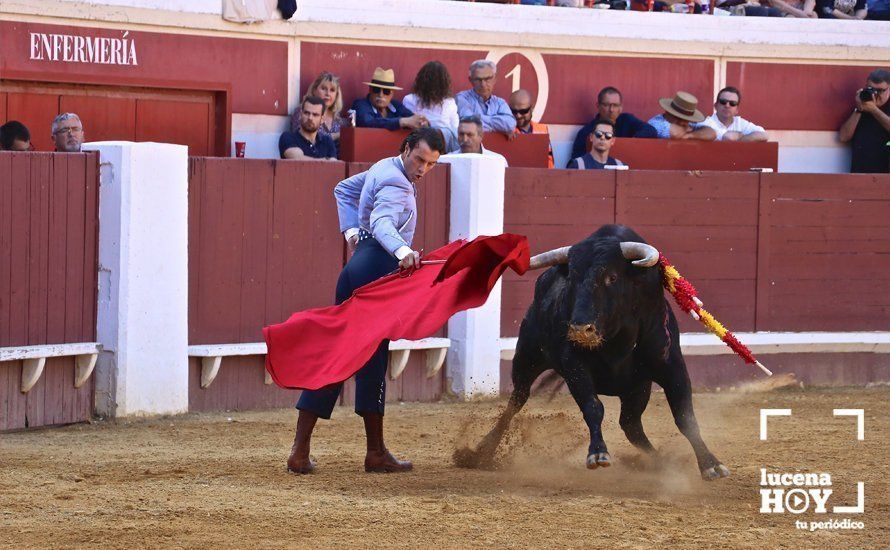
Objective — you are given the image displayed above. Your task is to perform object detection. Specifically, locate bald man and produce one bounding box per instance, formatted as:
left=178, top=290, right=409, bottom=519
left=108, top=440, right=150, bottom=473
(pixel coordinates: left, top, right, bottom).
left=508, top=89, right=553, bottom=168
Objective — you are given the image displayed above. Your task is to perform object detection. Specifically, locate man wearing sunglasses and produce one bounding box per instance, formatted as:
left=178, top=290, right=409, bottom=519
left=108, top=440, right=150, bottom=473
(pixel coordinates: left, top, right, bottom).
left=570, top=87, right=657, bottom=163
left=698, top=87, right=768, bottom=142
left=508, top=89, right=553, bottom=168
left=839, top=69, right=890, bottom=173
left=351, top=67, right=428, bottom=131
left=566, top=120, right=624, bottom=170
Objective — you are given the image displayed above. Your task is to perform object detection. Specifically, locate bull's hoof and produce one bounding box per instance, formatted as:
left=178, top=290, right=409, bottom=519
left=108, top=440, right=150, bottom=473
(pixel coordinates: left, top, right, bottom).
left=586, top=452, right=612, bottom=469
left=286, top=456, right=316, bottom=475
left=453, top=447, right=496, bottom=470
left=700, top=463, right=730, bottom=481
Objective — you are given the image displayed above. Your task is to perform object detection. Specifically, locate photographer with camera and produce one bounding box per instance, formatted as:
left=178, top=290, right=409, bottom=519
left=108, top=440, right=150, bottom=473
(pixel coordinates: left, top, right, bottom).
left=839, top=69, right=890, bottom=173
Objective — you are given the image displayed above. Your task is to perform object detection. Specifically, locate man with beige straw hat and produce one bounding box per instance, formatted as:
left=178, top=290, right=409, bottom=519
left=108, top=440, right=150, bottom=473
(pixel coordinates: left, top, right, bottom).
left=647, top=91, right=717, bottom=141
left=351, top=67, right=428, bottom=131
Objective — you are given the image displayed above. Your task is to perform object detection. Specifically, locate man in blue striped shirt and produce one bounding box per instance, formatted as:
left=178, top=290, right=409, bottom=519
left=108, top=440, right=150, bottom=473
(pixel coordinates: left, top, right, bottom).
left=456, top=60, right=516, bottom=136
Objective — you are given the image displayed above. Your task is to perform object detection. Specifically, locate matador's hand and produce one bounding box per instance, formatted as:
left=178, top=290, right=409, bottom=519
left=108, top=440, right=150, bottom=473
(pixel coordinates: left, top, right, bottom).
left=399, top=250, right=421, bottom=270
left=347, top=234, right=358, bottom=255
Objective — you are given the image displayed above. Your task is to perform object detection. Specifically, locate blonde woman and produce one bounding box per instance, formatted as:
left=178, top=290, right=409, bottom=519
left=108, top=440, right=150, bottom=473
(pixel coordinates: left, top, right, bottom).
left=295, top=71, right=350, bottom=148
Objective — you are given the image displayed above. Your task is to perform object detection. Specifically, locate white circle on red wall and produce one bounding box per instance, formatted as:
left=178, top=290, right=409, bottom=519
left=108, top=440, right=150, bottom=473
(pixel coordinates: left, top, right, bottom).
left=485, top=48, right=549, bottom=124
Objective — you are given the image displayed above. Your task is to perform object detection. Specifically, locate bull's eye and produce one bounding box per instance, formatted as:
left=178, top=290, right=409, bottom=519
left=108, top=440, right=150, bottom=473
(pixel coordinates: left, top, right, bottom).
left=604, top=273, right=618, bottom=287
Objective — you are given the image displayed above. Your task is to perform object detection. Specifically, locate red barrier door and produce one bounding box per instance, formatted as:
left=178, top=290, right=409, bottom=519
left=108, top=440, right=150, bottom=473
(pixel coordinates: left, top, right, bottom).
left=0, top=83, right=222, bottom=155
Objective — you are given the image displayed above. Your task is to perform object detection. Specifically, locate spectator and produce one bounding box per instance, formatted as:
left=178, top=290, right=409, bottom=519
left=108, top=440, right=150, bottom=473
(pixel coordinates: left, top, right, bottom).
left=298, top=71, right=349, bottom=147
left=866, top=0, right=890, bottom=19
left=698, top=87, right=768, bottom=142
left=351, top=68, right=427, bottom=131
left=648, top=92, right=716, bottom=141
left=279, top=96, right=338, bottom=161
left=455, top=60, right=516, bottom=135
left=838, top=69, right=890, bottom=173
left=715, top=0, right=784, bottom=16
left=403, top=61, right=460, bottom=153
left=816, top=0, right=868, bottom=17
left=0, top=120, right=32, bottom=151
left=767, top=0, right=817, bottom=16
left=51, top=113, right=85, bottom=152
left=508, top=89, right=553, bottom=168
left=570, top=87, right=656, bottom=163
left=567, top=120, right=625, bottom=170
left=455, top=115, right=508, bottom=166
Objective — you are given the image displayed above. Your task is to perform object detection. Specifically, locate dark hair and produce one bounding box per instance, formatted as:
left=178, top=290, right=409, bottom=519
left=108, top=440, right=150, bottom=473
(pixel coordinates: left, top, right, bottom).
left=402, top=127, right=447, bottom=155
left=301, top=95, right=326, bottom=111
left=592, top=119, right=615, bottom=133
left=867, top=69, right=890, bottom=85
left=412, top=61, right=453, bottom=109
left=458, top=115, right=483, bottom=132
left=717, top=86, right=741, bottom=103
left=0, top=120, right=30, bottom=150
left=597, top=86, right=622, bottom=104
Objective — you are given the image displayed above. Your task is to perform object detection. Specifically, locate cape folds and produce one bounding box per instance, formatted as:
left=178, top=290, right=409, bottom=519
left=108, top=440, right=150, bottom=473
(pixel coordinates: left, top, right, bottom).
left=263, top=233, right=530, bottom=390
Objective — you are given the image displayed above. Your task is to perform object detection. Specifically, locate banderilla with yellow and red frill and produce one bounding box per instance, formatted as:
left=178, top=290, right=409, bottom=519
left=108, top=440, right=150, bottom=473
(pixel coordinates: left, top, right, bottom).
left=659, top=255, right=772, bottom=377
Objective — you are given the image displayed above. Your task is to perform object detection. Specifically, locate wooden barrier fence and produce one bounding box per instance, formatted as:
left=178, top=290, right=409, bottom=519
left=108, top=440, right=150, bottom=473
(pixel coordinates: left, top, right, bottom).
left=0, top=152, right=99, bottom=430
left=186, top=158, right=450, bottom=412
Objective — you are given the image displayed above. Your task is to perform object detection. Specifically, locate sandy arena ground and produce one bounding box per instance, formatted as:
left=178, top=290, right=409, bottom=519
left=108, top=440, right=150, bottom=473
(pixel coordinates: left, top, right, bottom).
left=1, top=387, right=887, bottom=548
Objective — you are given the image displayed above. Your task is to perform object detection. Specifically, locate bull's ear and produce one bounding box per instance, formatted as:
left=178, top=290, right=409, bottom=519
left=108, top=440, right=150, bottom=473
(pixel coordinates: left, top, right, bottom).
left=619, top=242, right=659, bottom=268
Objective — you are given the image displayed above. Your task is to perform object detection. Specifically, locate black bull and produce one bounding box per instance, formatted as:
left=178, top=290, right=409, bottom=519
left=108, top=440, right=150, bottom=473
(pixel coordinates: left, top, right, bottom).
left=458, top=225, right=730, bottom=480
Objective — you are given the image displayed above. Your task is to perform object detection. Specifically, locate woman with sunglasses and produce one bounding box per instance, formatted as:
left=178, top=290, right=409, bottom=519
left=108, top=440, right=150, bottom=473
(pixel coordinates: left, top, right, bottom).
left=351, top=67, right=429, bottom=131
left=403, top=61, right=460, bottom=152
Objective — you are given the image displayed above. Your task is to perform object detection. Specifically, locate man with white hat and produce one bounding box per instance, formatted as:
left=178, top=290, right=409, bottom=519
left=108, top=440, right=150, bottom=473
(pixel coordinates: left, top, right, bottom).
left=647, top=91, right=716, bottom=141
left=351, top=67, right=428, bottom=131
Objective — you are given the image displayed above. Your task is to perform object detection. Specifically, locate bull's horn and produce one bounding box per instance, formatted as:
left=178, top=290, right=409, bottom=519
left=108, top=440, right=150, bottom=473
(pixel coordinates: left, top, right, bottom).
left=620, top=242, right=660, bottom=267
left=529, top=246, right=571, bottom=270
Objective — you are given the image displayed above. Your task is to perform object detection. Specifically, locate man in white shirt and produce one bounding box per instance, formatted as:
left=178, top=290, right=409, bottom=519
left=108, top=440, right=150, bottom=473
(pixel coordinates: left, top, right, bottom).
left=454, top=115, right=508, bottom=167
left=700, top=87, right=769, bottom=142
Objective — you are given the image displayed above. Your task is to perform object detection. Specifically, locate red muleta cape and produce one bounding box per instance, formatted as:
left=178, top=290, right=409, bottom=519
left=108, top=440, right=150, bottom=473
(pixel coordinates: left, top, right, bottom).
left=263, top=233, right=530, bottom=390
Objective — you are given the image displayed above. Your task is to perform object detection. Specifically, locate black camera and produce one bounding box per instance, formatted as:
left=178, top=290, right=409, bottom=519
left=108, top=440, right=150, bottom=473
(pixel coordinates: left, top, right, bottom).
left=860, top=87, right=878, bottom=102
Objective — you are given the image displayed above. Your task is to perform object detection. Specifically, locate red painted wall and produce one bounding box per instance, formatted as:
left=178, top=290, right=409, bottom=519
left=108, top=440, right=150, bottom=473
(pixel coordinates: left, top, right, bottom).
left=0, top=21, right=287, bottom=116
left=726, top=62, right=870, bottom=131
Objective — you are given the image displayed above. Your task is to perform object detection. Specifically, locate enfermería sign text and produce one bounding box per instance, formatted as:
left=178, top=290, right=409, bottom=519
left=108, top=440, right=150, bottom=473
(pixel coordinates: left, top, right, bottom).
left=29, top=32, right=138, bottom=66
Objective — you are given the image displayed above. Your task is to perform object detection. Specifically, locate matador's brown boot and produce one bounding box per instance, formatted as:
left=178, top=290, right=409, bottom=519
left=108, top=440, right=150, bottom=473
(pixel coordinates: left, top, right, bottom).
left=286, top=410, right=318, bottom=474
left=362, top=413, right=413, bottom=473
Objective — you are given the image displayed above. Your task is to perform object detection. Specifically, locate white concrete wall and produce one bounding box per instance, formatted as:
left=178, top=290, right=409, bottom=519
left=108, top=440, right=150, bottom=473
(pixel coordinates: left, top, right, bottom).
left=231, top=114, right=289, bottom=159
left=62, top=0, right=220, bottom=14
left=439, top=153, right=507, bottom=398
left=87, top=141, right=189, bottom=417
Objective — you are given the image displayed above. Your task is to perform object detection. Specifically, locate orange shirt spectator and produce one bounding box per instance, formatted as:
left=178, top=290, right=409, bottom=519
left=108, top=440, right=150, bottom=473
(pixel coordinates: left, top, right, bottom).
left=509, top=89, right=554, bottom=168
